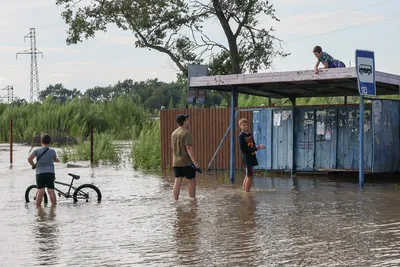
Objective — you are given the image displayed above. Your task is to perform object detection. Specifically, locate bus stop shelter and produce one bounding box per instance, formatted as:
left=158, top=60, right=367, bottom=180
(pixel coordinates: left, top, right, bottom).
left=188, top=67, right=400, bottom=184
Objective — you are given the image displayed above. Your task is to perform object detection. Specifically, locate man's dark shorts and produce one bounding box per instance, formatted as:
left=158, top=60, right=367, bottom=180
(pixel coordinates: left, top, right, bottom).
left=36, top=173, right=56, bottom=189
left=174, top=166, right=196, bottom=179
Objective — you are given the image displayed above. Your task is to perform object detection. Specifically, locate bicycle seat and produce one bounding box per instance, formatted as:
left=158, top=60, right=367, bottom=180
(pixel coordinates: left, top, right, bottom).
left=68, top=173, right=80, bottom=180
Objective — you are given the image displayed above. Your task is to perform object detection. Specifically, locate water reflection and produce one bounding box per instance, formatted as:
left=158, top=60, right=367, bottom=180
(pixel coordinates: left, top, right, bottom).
left=34, top=207, right=59, bottom=266
left=173, top=200, right=200, bottom=266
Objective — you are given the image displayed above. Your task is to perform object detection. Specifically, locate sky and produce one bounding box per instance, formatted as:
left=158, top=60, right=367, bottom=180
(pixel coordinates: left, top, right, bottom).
left=0, top=0, right=399, bottom=100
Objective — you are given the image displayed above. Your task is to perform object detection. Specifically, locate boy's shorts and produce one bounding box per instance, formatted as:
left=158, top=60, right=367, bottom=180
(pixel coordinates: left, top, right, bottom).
left=36, top=173, right=56, bottom=189
left=334, top=60, right=346, bottom=68
left=174, top=166, right=196, bottom=179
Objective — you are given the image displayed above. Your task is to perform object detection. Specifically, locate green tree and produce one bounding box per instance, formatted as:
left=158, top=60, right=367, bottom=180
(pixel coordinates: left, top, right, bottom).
left=56, top=0, right=288, bottom=77
left=84, top=86, right=114, bottom=103
left=39, top=83, right=82, bottom=103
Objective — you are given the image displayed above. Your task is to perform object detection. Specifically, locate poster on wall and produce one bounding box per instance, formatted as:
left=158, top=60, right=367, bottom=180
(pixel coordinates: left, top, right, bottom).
left=317, top=121, right=325, bottom=135
left=273, top=112, right=281, bottom=126
left=188, top=89, right=196, bottom=104
left=187, top=88, right=206, bottom=105
left=197, top=89, right=206, bottom=105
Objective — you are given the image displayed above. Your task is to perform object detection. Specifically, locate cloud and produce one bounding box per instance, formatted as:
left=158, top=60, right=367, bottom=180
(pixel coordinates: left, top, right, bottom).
left=98, top=35, right=137, bottom=45
left=271, top=11, right=384, bottom=36
left=277, top=0, right=335, bottom=5
left=49, top=73, right=72, bottom=78
left=0, top=46, right=83, bottom=54
left=0, top=46, right=31, bottom=54
left=41, top=47, right=83, bottom=53
left=1, top=0, right=53, bottom=12
left=59, top=61, right=102, bottom=66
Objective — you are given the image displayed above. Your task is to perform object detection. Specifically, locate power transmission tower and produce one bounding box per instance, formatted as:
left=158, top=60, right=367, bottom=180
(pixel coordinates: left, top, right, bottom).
left=16, top=28, right=43, bottom=103
left=2, top=85, right=14, bottom=103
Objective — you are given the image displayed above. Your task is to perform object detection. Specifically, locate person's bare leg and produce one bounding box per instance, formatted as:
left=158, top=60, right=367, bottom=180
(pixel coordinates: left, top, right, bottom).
left=188, top=178, right=196, bottom=199
left=36, top=188, right=45, bottom=208
left=173, top=178, right=183, bottom=200
left=47, top=189, right=57, bottom=206
left=245, top=177, right=253, bottom=192
left=242, top=177, right=248, bottom=191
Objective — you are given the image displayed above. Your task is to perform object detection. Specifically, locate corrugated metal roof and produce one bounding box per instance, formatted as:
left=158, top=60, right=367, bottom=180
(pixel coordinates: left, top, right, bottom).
left=189, top=67, right=400, bottom=98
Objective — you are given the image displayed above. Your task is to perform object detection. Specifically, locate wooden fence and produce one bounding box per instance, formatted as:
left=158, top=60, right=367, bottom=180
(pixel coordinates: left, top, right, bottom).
left=160, top=108, right=253, bottom=170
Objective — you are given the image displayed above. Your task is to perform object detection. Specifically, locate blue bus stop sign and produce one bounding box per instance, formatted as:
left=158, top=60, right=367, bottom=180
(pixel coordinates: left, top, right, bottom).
left=355, top=50, right=376, bottom=96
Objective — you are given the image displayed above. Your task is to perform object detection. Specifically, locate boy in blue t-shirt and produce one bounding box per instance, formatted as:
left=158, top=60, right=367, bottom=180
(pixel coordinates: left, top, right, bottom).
left=28, top=134, right=59, bottom=208
left=313, top=45, right=345, bottom=74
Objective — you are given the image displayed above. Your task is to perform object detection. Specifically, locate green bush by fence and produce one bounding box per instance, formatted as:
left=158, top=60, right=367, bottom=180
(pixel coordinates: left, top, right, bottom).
left=131, top=119, right=161, bottom=170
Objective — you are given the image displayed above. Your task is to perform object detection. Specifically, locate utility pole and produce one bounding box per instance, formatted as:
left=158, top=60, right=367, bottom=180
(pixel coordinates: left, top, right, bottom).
left=2, top=85, right=14, bottom=103
left=16, top=28, right=43, bottom=103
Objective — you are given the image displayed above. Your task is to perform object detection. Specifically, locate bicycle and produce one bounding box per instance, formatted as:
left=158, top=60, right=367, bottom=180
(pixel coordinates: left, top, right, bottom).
left=25, top=173, right=102, bottom=204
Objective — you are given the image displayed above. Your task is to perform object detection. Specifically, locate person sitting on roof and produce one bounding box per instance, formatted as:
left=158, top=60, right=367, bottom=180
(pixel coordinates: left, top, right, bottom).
left=313, top=45, right=346, bottom=74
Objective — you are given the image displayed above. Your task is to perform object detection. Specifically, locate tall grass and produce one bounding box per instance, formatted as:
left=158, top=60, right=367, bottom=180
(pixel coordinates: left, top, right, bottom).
left=0, top=96, right=147, bottom=143
left=131, top=119, right=161, bottom=170
left=59, top=132, right=121, bottom=165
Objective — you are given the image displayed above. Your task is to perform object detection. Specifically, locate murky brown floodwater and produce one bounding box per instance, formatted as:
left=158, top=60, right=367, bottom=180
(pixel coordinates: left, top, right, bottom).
left=2, top=144, right=400, bottom=266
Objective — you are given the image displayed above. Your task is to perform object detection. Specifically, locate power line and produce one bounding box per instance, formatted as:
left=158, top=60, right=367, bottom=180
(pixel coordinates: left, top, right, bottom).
left=279, top=0, right=394, bottom=31
left=286, top=12, right=400, bottom=43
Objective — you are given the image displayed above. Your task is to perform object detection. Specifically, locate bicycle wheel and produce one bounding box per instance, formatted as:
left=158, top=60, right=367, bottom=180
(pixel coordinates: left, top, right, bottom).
left=73, top=184, right=102, bottom=203
left=25, top=185, right=48, bottom=204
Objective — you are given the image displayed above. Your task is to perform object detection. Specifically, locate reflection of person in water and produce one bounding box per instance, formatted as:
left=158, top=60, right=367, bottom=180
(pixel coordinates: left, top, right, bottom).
left=173, top=201, right=200, bottom=263
left=34, top=207, right=59, bottom=265
left=212, top=194, right=259, bottom=265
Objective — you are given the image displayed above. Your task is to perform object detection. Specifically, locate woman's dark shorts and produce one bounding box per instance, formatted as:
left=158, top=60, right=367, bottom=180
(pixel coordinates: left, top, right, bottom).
left=174, top=166, right=196, bottom=179
left=36, top=173, right=56, bottom=189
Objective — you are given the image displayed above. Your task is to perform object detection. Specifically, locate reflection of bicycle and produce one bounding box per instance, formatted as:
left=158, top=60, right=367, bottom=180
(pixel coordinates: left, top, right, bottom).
left=25, top=173, right=102, bottom=204
left=359, top=64, right=372, bottom=75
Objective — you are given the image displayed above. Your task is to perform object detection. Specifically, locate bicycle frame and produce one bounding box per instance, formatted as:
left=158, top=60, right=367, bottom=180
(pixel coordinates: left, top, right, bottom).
left=54, top=177, right=78, bottom=198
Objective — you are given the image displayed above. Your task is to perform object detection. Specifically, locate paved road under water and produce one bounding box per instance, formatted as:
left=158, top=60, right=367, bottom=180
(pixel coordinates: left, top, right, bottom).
left=2, top=144, right=400, bottom=266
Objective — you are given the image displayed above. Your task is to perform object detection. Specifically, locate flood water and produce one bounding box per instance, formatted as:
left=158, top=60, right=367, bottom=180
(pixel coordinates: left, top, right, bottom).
left=2, top=144, right=400, bottom=266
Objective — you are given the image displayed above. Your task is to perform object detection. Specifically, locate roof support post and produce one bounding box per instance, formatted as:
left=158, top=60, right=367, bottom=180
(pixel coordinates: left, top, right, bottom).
left=359, top=95, right=365, bottom=187
left=290, top=97, right=296, bottom=178
left=229, top=87, right=238, bottom=183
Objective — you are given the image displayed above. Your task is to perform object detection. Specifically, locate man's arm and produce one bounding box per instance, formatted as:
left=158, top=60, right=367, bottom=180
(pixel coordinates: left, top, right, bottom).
left=185, top=131, right=199, bottom=168
left=27, top=154, right=36, bottom=168
left=186, top=146, right=199, bottom=168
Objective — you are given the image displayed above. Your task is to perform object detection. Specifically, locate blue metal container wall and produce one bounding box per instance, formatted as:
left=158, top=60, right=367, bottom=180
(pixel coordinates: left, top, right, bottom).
left=392, top=101, right=400, bottom=172
left=336, top=107, right=373, bottom=170
left=253, top=104, right=378, bottom=171
left=252, top=110, right=268, bottom=170
left=272, top=109, right=293, bottom=170
left=314, top=108, right=338, bottom=169
left=372, top=100, right=400, bottom=173
left=295, top=109, right=315, bottom=171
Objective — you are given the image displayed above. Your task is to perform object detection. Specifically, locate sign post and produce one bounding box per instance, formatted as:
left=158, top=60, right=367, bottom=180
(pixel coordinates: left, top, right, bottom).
left=355, top=50, right=376, bottom=187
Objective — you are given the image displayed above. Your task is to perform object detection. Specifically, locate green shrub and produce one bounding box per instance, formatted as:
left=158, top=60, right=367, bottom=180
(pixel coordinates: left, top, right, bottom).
left=0, top=96, right=146, bottom=143
left=131, top=119, right=161, bottom=170
left=59, top=132, right=121, bottom=165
